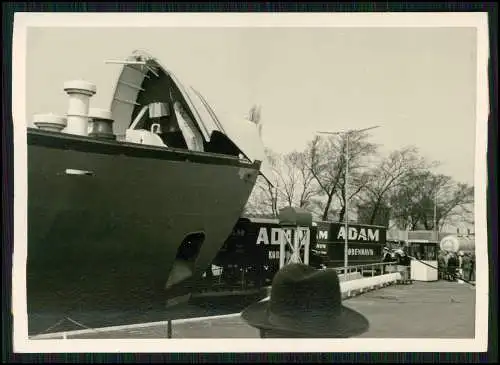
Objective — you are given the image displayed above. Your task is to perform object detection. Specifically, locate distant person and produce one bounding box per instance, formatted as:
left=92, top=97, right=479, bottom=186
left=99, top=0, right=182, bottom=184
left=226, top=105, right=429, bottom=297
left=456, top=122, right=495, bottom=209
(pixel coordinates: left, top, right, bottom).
left=462, top=253, right=471, bottom=282
left=382, top=248, right=393, bottom=262
left=442, top=251, right=450, bottom=279
left=394, top=249, right=410, bottom=266
left=241, top=263, right=369, bottom=338
left=382, top=248, right=394, bottom=274
left=393, top=248, right=410, bottom=283
left=393, top=249, right=403, bottom=264
left=469, top=254, right=475, bottom=281
left=402, top=252, right=411, bottom=266
left=447, top=253, right=458, bottom=281
left=438, top=252, right=447, bottom=280
left=457, top=251, right=465, bottom=279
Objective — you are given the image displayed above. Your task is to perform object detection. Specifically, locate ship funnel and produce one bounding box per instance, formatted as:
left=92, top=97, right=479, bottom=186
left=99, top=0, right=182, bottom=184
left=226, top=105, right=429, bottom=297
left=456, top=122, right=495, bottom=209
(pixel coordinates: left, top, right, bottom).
left=88, top=108, right=116, bottom=140
left=63, top=80, right=97, bottom=136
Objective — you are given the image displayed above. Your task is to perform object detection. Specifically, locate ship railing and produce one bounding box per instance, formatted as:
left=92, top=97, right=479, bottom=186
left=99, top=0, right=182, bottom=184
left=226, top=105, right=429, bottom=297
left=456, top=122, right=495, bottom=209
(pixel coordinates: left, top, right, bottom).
left=203, top=261, right=405, bottom=292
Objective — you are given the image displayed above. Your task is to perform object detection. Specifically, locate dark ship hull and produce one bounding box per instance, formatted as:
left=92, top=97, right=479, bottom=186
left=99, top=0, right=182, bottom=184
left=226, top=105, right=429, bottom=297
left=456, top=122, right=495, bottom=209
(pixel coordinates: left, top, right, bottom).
left=27, top=129, right=261, bottom=334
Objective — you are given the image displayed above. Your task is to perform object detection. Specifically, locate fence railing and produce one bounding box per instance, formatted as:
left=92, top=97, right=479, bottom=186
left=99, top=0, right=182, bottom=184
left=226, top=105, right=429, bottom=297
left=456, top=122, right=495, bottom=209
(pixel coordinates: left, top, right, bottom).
left=329, top=261, right=404, bottom=278
left=203, top=261, right=403, bottom=290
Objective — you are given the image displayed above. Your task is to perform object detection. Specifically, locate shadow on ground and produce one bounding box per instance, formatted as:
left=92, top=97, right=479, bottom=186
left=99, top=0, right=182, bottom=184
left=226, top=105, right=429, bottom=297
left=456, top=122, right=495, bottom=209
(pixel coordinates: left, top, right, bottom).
left=29, top=290, right=267, bottom=336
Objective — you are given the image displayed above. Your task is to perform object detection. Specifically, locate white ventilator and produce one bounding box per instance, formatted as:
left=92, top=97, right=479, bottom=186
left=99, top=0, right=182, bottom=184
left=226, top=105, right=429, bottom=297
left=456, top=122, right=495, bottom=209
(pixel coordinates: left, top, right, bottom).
left=63, top=80, right=97, bottom=136
left=33, top=113, right=67, bottom=132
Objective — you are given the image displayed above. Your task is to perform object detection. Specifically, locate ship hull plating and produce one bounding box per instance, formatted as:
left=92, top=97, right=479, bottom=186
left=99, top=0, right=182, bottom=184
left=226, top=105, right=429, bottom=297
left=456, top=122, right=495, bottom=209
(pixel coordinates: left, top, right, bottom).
left=26, top=129, right=260, bottom=334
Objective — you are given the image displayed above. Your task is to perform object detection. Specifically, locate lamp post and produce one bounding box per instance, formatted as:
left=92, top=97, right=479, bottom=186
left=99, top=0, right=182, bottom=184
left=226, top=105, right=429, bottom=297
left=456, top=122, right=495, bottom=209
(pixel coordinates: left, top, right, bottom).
left=433, top=190, right=438, bottom=241
left=434, top=190, right=438, bottom=241
left=317, top=126, right=380, bottom=279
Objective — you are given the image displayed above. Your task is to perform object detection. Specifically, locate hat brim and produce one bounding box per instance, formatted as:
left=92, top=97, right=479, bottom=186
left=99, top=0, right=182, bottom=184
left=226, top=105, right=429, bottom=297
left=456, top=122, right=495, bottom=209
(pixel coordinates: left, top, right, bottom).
left=241, top=300, right=369, bottom=338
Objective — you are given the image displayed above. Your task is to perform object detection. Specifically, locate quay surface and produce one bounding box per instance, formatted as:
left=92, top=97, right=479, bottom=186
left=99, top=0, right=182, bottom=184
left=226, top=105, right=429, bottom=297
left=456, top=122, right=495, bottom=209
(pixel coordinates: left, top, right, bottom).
left=34, top=280, right=476, bottom=339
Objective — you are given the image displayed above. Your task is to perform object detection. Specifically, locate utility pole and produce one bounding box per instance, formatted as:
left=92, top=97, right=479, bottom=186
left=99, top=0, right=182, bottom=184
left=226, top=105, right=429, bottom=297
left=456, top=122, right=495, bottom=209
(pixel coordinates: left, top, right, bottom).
left=433, top=189, right=438, bottom=241
left=317, top=125, right=380, bottom=279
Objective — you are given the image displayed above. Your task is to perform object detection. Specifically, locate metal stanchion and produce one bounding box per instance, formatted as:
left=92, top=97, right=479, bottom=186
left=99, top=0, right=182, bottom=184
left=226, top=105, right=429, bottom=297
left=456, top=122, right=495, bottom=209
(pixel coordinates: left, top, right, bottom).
left=167, top=320, right=172, bottom=339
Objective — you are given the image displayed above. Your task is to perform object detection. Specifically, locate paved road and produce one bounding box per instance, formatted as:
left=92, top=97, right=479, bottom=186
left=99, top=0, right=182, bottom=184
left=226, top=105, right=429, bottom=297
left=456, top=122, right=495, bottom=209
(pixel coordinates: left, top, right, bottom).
left=54, top=280, right=475, bottom=339
left=347, top=280, right=475, bottom=338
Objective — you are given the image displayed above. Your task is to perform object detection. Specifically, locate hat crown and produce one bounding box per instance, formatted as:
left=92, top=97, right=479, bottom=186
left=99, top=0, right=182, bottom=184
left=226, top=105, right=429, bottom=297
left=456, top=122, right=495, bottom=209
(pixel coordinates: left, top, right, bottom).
left=269, top=264, right=342, bottom=318
left=241, top=262, right=370, bottom=337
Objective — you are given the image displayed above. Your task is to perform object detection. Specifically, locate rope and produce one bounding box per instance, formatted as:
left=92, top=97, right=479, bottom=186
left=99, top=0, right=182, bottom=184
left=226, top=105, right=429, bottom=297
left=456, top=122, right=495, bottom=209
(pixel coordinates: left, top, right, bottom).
left=65, top=317, right=93, bottom=330
left=35, top=316, right=97, bottom=337
left=37, top=317, right=67, bottom=335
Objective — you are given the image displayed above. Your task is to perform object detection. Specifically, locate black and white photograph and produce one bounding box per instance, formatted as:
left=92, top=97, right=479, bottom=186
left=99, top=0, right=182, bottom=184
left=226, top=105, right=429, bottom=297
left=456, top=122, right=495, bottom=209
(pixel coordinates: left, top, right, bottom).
left=12, top=12, right=489, bottom=353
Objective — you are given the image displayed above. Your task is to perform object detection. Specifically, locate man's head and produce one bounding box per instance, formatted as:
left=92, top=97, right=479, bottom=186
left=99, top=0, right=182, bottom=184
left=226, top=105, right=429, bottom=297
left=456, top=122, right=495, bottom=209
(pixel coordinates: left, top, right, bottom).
left=241, top=263, right=369, bottom=338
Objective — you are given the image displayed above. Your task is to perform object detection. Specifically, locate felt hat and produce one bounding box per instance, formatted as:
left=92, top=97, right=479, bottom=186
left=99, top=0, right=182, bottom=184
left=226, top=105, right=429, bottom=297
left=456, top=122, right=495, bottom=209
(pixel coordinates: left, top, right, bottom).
left=241, top=263, right=369, bottom=337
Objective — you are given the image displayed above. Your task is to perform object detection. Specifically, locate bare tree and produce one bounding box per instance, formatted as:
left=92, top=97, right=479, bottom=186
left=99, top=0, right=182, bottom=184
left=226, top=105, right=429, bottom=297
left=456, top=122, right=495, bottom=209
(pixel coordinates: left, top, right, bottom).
left=244, top=148, right=280, bottom=216
left=308, top=131, right=378, bottom=221
left=287, top=147, right=320, bottom=209
left=243, top=147, right=312, bottom=216
left=308, top=136, right=343, bottom=220
left=276, top=153, right=298, bottom=207
left=272, top=148, right=321, bottom=209
left=433, top=180, right=474, bottom=230
left=244, top=142, right=322, bottom=216
left=337, top=171, right=372, bottom=222
left=357, top=146, right=429, bottom=225
left=243, top=176, right=279, bottom=217
left=389, top=170, right=474, bottom=231
left=245, top=135, right=474, bottom=232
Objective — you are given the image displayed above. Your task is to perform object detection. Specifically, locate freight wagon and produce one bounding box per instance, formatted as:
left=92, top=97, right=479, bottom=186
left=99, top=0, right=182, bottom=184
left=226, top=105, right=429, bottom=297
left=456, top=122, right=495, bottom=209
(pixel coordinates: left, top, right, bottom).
left=206, top=217, right=386, bottom=292
left=310, top=221, right=387, bottom=269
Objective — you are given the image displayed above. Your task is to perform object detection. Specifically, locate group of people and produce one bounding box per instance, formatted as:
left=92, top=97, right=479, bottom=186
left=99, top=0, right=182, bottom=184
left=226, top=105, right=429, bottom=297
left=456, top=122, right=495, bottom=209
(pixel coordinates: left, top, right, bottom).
left=438, top=250, right=475, bottom=282
left=382, top=244, right=476, bottom=283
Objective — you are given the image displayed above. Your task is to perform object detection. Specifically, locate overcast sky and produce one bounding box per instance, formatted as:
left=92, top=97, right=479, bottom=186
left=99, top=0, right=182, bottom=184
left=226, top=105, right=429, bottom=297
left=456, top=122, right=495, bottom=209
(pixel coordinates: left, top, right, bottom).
left=25, top=26, right=478, bottom=185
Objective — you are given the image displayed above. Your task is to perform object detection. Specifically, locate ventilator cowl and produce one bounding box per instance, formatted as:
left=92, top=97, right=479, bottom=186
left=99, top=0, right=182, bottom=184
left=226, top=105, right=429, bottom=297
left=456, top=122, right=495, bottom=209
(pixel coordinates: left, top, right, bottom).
left=88, top=108, right=116, bottom=140
left=33, top=113, right=67, bottom=132
left=63, top=80, right=97, bottom=136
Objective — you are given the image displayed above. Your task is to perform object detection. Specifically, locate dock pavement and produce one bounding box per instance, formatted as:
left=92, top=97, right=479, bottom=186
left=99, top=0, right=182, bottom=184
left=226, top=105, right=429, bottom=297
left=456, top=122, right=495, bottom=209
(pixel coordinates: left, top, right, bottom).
left=49, top=280, right=475, bottom=339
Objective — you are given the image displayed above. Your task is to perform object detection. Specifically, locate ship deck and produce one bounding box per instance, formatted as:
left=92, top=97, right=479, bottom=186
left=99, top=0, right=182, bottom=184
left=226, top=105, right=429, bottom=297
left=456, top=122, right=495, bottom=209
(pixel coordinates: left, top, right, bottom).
left=31, top=280, right=475, bottom=339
